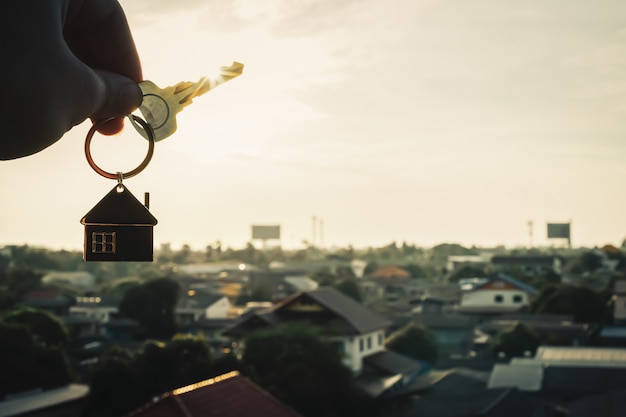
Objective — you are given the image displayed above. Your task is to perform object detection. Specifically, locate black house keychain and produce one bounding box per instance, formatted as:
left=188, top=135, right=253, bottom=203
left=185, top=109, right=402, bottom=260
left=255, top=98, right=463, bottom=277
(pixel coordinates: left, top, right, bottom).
left=81, top=115, right=158, bottom=262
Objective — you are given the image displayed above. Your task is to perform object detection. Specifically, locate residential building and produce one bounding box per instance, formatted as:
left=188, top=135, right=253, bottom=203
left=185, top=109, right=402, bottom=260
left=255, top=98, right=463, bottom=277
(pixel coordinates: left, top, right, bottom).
left=458, top=274, right=537, bottom=315
left=488, top=346, right=626, bottom=397
left=70, top=295, right=120, bottom=323
left=125, top=371, right=302, bottom=417
left=21, top=291, right=75, bottom=316
left=41, top=271, right=96, bottom=292
left=0, top=384, right=89, bottom=417
left=176, top=293, right=232, bottom=325
left=490, top=255, right=562, bottom=277
left=223, top=287, right=392, bottom=375
left=613, top=281, right=626, bottom=325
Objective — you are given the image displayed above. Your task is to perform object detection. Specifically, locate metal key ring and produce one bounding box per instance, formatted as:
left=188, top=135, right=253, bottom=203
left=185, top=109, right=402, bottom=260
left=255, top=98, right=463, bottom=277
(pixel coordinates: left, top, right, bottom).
left=85, top=115, right=155, bottom=180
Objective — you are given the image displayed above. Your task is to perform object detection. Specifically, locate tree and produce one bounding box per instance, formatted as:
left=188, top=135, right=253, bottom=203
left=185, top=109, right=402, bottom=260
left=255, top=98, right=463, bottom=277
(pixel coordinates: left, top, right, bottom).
left=241, top=324, right=374, bottom=417
left=333, top=279, right=362, bottom=302
left=0, top=316, right=72, bottom=397
left=431, top=243, right=477, bottom=261
left=86, top=335, right=217, bottom=417
left=447, top=265, right=486, bottom=283
left=403, top=263, right=428, bottom=279
left=118, top=277, right=181, bottom=339
left=3, top=307, right=69, bottom=348
left=386, top=322, right=438, bottom=364
left=85, top=346, right=139, bottom=417
left=490, top=322, right=540, bottom=359
left=4, top=265, right=43, bottom=301
left=311, top=267, right=337, bottom=286
left=532, top=285, right=609, bottom=323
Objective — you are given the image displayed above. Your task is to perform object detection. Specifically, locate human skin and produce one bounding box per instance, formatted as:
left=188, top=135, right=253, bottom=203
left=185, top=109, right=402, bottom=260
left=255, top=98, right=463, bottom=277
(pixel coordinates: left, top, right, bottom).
left=0, top=0, right=143, bottom=160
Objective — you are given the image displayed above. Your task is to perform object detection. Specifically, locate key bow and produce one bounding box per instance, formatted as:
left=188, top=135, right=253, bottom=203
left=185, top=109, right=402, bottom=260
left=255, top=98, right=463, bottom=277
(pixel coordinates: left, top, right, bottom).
left=130, top=61, right=244, bottom=141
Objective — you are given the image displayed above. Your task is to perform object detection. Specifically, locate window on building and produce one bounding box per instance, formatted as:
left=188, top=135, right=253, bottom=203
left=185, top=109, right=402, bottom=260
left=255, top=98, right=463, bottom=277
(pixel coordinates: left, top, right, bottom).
left=359, top=338, right=364, bottom=352
left=92, top=232, right=116, bottom=253
left=332, top=341, right=345, bottom=354
left=378, top=333, right=384, bottom=346
left=494, top=294, right=504, bottom=303
left=513, top=295, right=523, bottom=303
left=367, top=336, right=372, bottom=349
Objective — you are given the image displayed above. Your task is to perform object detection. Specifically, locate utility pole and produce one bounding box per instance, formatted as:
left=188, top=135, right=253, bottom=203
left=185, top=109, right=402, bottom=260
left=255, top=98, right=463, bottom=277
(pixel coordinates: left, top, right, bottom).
left=311, top=215, right=317, bottom=247
left=528, top=221, right=533, bottom=248
left=319, top=218, right=324, bottom=248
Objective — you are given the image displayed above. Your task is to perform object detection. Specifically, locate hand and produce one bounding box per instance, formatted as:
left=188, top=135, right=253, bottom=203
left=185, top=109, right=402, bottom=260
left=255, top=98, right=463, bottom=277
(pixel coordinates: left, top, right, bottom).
left=0, top=0, right=143, bottom=160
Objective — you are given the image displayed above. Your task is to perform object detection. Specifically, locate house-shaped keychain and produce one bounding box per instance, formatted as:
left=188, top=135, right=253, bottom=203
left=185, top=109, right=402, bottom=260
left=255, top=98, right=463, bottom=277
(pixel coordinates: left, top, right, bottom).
left=80, top=184, right=157, bottom=262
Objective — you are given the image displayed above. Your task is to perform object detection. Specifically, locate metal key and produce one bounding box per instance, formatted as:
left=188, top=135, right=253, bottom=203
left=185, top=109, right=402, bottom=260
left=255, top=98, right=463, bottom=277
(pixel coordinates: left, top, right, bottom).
left=130, top=61, right=244, bottom=141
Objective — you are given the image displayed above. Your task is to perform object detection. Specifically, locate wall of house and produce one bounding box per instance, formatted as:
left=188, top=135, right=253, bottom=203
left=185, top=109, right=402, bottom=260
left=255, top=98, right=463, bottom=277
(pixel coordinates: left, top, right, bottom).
left=70, top=305, right=117, bottom=323
left=206, top=297, right=232, bottom=318
left=338, top=330, right=386, bottom=373
left=461, top=289, right=528, bottom=308
left=614, top=295, right=626, bottom=324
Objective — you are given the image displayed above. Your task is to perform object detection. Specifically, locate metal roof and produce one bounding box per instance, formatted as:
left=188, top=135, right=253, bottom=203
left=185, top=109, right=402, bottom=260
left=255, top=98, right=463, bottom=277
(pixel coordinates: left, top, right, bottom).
left=300, top=287, right=392, bottom=334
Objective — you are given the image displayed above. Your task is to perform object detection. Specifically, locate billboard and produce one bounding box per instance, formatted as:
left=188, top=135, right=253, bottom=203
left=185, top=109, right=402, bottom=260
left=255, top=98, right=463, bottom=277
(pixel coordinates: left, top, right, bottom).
left=547, top=223, right=570, bottom=239
left=251, top=225, right=281, bottom=240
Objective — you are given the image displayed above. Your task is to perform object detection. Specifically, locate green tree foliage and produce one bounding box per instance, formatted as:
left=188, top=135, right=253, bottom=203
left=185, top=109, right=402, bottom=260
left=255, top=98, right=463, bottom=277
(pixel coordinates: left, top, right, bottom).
left=9, top=245, right=60, bottom=270
left=86, top=335, right=218, bottom=417
left=118, top=277, right=181, bottom=340
left=0, top=315, right=72, bottom=397
left=363, top=261, right=379, bottom=276
left=564, top=251, right=604, bottom=274
left=447, top=265, right=487, bottom=283
left=3, top=307, right=69, bottom=348
left=333, top=279, right=362, bottom=302
left=385, top=322, right=438, bottom=364
left=3, top=266, right=43, bottom=302
left=242, top=324, right=373, bottom=417
left=490, top=323, right=540, bottom=359
left=431, top=243, right=477, bottom=261
left=84, top=346, right=138, bottom=417
left=311, top=267, right=337, bottom=286
left=403, top=263, right=428, bottom=279
left=531, top=285, right=609, bottom=323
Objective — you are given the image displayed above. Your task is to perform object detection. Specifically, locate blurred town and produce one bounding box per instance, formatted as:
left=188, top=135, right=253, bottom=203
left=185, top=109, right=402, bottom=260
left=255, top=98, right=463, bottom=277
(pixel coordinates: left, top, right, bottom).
left=1, top=237, right=625, bottom=417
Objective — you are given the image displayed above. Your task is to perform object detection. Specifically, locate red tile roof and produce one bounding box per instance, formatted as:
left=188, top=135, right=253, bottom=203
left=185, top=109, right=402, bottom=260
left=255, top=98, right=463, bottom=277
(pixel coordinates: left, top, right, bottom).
left=126, top=371, right=303, bottom=417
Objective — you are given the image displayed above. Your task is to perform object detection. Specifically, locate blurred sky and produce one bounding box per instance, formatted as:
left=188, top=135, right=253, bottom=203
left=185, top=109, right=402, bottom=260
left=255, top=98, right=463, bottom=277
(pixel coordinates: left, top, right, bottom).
left=2, top=0, right=626, bottom=251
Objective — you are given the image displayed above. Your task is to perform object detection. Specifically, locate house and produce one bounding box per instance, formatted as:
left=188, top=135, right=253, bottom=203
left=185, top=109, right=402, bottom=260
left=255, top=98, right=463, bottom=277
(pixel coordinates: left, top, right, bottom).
left=613, top=280, right=626, bottom=325
left=0, top=384, right=89, bottom=417
left=70, top=295, right=121, bottom=323
left=458, top=274, right=538, bottom=315
left=223, top=287, right=392, bottom=375
left=222, top=287, right=430, bottom=398
left=125, top=371, right=302, bottom=417
left=489, top=255, right=562, bottom=277
left=399, top=368, right=542, bottom=417
left=417, top=315, right=479, bottom=360
left=446, top=255, right=489, bottom=273
left=357, top=350, right=429, bottom=398
left=80, top=184, right=157, bottom=262
left=41, top=271, right=96, bottom=292
left=176, top=293, right=232, bottom=325
left=488, top=346, right=626, bottom=397
left=479, top=315, right=591, bottom=347
left=364, top=266, right=419, bottom=303
left=21, top=291, right=75, bottom=316
left=178, top=262, right=257, bottom=277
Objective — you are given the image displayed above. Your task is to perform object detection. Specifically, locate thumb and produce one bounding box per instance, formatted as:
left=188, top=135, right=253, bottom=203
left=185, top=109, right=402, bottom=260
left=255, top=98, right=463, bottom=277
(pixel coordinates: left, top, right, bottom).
left=90, top=69, right=143, bottom=135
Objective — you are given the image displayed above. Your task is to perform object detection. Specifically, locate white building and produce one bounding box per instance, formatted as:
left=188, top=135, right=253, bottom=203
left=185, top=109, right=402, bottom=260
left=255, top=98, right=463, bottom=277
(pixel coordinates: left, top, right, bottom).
left=458, top=274, right=538, bottom=314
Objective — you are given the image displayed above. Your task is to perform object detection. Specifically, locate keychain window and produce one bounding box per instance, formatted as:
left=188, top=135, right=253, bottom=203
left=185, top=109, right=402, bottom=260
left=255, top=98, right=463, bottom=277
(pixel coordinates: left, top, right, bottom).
left=92, top=232, right=116, bottom=254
